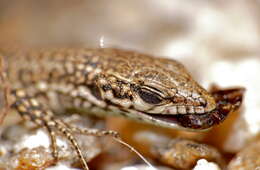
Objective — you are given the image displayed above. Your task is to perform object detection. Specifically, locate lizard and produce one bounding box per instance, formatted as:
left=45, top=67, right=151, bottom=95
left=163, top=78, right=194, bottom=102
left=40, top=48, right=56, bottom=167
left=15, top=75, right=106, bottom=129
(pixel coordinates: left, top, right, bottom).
left=0, top=47, right=242, bottom=169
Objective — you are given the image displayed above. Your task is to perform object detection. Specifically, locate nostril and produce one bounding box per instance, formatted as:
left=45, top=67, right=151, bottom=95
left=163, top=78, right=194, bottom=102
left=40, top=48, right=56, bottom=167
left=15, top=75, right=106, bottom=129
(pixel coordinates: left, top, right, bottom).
left=198, top=97, right=207, bottom=107
left=201, top=102, right=207, bottom=108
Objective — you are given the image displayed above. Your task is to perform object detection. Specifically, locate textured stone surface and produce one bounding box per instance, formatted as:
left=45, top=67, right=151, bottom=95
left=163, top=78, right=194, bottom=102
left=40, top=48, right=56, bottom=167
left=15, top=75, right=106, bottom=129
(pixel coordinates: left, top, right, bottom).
left=227, top=140, right=260, bottom=170
left=152, top=138, right=224, bottom=170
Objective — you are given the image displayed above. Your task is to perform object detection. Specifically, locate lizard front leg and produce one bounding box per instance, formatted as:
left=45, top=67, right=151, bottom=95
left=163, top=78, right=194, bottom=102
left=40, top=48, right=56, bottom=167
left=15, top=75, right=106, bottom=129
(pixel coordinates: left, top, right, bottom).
left=10, top=88, right=120, bottom=170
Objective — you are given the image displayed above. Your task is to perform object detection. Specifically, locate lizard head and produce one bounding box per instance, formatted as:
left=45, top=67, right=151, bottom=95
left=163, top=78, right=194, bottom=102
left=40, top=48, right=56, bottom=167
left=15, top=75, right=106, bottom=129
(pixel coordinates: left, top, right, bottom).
left=131, top=67, right=216, bottom=116
left=99, top=49, right=219, bottom=130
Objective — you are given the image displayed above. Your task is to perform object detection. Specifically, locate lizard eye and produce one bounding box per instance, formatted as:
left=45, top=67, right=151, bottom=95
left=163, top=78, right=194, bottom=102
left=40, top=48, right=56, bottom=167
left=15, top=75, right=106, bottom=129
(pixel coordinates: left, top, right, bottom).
left=138, top=88, right=163, bottom=104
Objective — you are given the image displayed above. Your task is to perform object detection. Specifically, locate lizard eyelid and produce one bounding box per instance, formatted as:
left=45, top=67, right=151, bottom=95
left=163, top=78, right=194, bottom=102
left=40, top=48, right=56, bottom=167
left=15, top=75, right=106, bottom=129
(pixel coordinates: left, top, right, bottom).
left=138, top=88, right=163, bottom=105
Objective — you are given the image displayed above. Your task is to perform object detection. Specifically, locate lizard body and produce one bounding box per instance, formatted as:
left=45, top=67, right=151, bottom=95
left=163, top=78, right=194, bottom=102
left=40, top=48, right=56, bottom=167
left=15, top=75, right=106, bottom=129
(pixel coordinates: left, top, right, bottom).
left=1, top=47, right=232, bottom=169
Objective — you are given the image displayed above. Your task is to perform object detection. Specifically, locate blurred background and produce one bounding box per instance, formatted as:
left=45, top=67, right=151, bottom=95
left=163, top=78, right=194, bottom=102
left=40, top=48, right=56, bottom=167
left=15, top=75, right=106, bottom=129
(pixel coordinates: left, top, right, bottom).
left=0, top=0, right=260, bottom=169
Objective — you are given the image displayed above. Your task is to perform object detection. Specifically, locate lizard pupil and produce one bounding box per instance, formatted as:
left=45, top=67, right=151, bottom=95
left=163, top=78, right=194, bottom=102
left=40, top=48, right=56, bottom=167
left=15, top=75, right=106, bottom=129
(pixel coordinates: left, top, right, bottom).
left=138, top=88, right=162, bottom=104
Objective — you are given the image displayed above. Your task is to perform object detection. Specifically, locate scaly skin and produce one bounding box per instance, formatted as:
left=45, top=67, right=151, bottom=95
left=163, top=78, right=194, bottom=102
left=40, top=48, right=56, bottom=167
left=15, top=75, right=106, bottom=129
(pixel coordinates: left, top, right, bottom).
left=2, top=47, right=223, bottom=169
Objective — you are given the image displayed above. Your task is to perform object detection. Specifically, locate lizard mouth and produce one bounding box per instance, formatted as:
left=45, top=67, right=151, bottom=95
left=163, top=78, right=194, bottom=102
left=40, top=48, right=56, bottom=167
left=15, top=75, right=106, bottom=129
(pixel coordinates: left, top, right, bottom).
left=144, top=87, right=244, bottom=130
